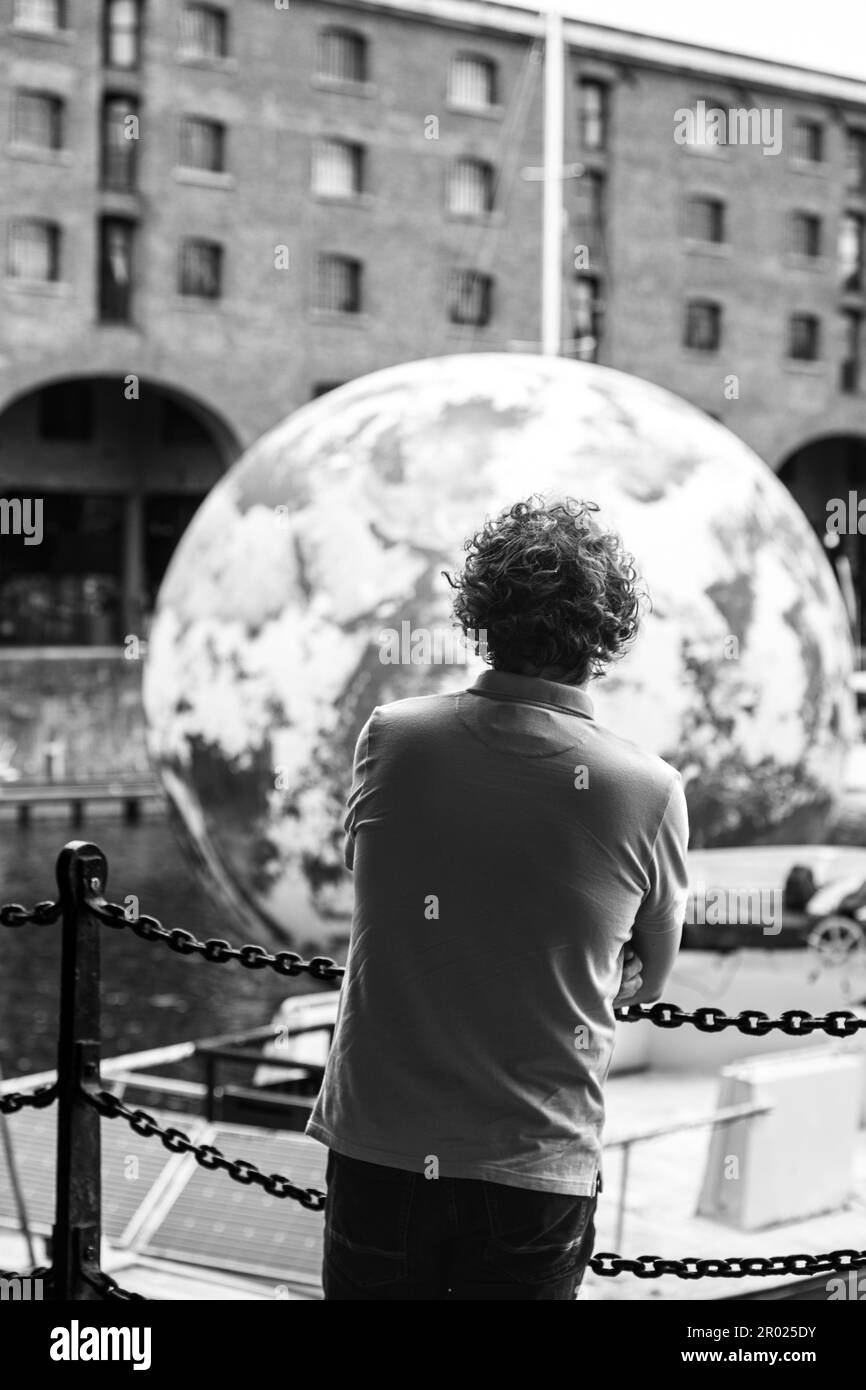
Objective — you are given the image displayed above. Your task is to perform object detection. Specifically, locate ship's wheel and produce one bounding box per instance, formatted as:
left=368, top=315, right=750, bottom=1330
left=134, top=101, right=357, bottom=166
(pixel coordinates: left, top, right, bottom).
left=806, top=915, right=866, bottom=966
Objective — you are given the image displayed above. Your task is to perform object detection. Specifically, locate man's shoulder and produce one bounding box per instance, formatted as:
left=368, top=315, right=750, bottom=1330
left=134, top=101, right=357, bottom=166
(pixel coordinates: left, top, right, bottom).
left=590, top=719, right=681, bottom=796
left=369, top=688, right=463, bottom=728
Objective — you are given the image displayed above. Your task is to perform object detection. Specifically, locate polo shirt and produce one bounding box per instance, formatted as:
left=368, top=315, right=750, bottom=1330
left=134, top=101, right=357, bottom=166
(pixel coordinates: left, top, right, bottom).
left=306, top=668, right=689, bottom=1195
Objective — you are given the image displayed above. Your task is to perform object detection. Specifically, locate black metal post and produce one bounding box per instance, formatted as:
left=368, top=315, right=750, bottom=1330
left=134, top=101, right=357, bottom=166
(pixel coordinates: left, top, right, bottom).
left=53, top=841, right=107, bottom=1301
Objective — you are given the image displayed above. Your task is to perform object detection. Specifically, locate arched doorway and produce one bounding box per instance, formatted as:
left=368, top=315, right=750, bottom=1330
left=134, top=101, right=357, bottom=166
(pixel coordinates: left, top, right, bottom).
left=778, top=435, right=866, bottom=658
left=0, top=376, right=239, bottom=646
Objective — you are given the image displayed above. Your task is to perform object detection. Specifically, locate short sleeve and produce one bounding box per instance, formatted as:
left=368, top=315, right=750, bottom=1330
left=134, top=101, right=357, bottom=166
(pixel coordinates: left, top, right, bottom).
left=635, top=773, right=690, bottom=932
left=344, top=709, right=378, bottom=869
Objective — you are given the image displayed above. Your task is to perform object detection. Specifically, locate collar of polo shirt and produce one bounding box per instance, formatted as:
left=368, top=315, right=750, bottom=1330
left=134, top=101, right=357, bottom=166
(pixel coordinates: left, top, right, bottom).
left=469, top=668, right=595, bottom=719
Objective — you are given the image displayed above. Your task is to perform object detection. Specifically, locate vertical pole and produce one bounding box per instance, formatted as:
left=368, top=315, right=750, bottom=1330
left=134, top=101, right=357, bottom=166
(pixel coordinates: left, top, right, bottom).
left=541, top=0, right=565, bottom=355
left=53, top=841, right=107, bottom=1301
left=615, top=1142, right=631, bottom=1253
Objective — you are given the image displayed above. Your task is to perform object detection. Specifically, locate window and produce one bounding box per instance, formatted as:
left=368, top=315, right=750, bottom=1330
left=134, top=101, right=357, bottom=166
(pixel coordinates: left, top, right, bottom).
left=788, top=314, right=820, bottom=361
left=98, top=217, right=134, bottom=322
left=846, top=129, right=866, bottom=193
left=13, top=0, right=65, bottom=32
left=447, top=269, right=492, bottom=326
left=578, top=169, right=605, bottom=232
left=144, top=495, right=204, bottom=611
left=449, top=54, right=496, bottom=110
left=38, top=382, right=93, bottom=440
left=841, top=310, right=862, bottom=393
left=683, top=97, right=728, bottom=151
left=160, top=399, right=211, bottom=444
left=180, top=5, right=228, bottom=60
left=101, top=95, right=139, bottom=190
left=312, top=140, right=363, bottom=197
left=311, top=382, right=346, bottom=398
left=103, top=0, right=142, bottom=69
left=686, top=196, right=725, bottom=243
left=578, top=80, right=607, bottom=151
left=572, top=275, right=602, bottom=360
left=178, top=239, right=223, bottom=298
left=839, top=213, right=864, bottom=291
left=684, top=300, right=721, bottom=351
left=787, top=211, right=822, bottom=258
left=314, top=255, right=361, bottom=313
left=317, top=27, right=367, bottom=83
left=448, top=158, right=494, bottom=215
left=179, top=117, right=226, bottom=173
left=0, top=493, right=124, bottom=646
left=12, top=91, right=63, bottom=150
left=792, top=119, right=824, bottom=164
left=7, top=219, right=60, bottom=281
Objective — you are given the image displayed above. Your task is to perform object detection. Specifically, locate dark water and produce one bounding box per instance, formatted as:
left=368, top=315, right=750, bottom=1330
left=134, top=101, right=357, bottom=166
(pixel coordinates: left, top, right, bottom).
left=0, top=816, right=338, bottom=1081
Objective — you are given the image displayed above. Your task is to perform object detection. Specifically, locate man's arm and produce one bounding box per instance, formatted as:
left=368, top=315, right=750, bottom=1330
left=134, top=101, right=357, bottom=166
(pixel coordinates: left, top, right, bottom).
left=625, top=774, right=690, bottom=1004
left=343, top=711, right=377, bottom=870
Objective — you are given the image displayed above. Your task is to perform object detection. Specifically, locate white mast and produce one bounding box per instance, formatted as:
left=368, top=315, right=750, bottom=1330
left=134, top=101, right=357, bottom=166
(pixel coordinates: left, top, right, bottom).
left=541, top=0, right=565, bottom=356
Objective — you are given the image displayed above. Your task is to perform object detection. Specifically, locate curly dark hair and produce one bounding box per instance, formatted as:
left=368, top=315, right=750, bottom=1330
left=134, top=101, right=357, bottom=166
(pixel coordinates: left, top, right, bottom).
left=443, top=496, right=646, bottom=683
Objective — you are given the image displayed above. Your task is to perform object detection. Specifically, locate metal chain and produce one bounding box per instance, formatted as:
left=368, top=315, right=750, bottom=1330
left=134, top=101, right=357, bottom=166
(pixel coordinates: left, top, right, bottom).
left=591, top=1248, right=866, bottom=1279
left=85, top=1090, right=328, bottom=1211
left=0, top=1266, right=53, bottom=1291
left=0, top=1082, right=57, bottom=1116
left=83, top=1269, right=149, bottom=1301
left=616, top=1001, right=866, bottom=1036
left=88, top=898, right=345, bottom=982
left=0, top=900, right=62, bottom=927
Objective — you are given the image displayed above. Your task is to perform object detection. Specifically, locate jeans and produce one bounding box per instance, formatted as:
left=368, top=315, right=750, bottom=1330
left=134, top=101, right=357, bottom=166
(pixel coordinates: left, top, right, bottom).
left=322, top=1150, right=598, bottom=1300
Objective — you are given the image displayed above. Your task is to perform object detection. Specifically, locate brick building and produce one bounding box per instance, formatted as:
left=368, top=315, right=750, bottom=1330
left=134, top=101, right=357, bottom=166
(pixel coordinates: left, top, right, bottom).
left=2, top=0, right=866, bottom=776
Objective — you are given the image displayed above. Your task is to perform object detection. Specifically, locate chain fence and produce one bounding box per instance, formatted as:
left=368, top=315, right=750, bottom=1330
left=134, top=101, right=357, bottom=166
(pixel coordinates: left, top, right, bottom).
left=2, top=873, right=866, bottom=1297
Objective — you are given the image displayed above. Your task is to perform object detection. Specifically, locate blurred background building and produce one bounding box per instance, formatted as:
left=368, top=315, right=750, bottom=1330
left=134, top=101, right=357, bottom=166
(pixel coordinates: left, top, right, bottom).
left=2, top=0, right=866, bottom=778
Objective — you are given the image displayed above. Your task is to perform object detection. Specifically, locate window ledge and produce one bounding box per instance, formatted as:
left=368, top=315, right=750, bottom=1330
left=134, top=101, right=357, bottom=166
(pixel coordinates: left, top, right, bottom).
left=782, top=253, right=830, bottom=271
left=682, top=239, right=731, bottom=256
left=176, top=54, right=238, bottom=74
left=6, top=144, right=73, bottom=166
left=790, top=159, right=829, bottom=176
left=173, top=167, right=235, bottom=189
left=444, top=101, right=504, bottom=120
left=784, top=359, right=825, bottom=373
left=311, top=191, right=373, bottom=208
left=308, top=308, right=370, bottom=327
left=172, top=294, right=225, bottom=312
left=682, top=145, right=730, bottom=161
left=310, top=76, right=377, bottom=98
left=680, top=345, right=722, bottom=358
left=445, top=210, right=498, bottom=226
left=3, top=277, right=69, bottom=297
left=8, top=22, right=74, bottom=43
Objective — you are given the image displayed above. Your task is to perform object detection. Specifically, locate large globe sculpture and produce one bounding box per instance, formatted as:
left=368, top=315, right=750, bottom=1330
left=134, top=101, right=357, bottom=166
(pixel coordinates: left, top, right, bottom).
left=143, top=354, right=855, bottom=946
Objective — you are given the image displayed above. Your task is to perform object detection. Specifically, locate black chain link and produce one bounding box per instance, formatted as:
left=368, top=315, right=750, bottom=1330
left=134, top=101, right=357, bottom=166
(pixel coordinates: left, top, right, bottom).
left=0, top=900, right=62, bottom=927
left=0, top=1266, right=53, bottom=1293
left=616, top=1001, right=866, bottom=1036
left=0, top=1082, right=57, bottom=1116
left=89, top=898, right=345, bottom=982
left=591, top=1248, right=866, bottom=1279
left=82, top=1269, right=149, bottom=1301
left=86, top=1090, right=328, bottom=1211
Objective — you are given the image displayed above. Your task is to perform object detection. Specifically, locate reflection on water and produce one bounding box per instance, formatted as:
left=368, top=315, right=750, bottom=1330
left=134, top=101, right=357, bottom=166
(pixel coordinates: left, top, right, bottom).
left=0, top=816, right=340, bottom=1080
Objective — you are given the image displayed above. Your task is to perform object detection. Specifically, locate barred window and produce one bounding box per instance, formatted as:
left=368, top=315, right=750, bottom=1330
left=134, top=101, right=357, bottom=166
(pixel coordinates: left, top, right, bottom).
left=449, top=54, right=496, bottom=110
left=447, top=269, right=492, bottom=326
left=792, top=119, right=824, bottom=164
left=787, top=211, right=821, bottom=258
left=180, top=5, right=228, bottom=59
left=572, top=275, right=601, bottom=360
left=317, top=28, right=367, bottom=83
left=578, top=80, right=607, bottom=151
left=178, top=239, right=223, bottom=298
left=101, top=95, right=139, bottom=190
left=578, top=169, right=605, bottom=231
left=839, top=213, right=864, bottom=291
left=13, top=0, right=65, bottom=31
left=314, top=255, right=361, bottom=313
left=788, top=314, right=820, bottom=361
left=684, top=300, right=721, bottom=351
left=448, top=158, right=493, bottom=215
left=841, top=309, right=861, bottom=393
left=7, top=219, right=61, bottom=281
left=12, top=91, right=63, bottom=150
left=312, top=140, right=363, bottom=197
left=103, top=0, right=141, bottom=69
left=683, top=97, right=728, bottom=150
left=99, top=217, right=134, bottom=322
left=179, top=117, right=226, bottom=173
left=846, top=129, right=866, bottom=193
left=686, top=196, right=725, bottom=243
